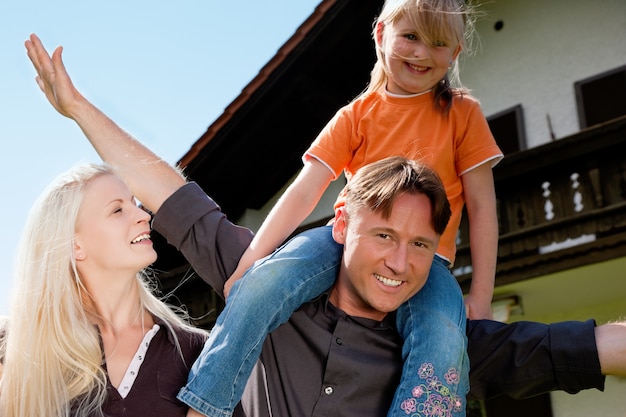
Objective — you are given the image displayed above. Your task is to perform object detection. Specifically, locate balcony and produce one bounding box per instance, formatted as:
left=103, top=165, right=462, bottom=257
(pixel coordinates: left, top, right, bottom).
left=454, top=115, right=626, bottom=292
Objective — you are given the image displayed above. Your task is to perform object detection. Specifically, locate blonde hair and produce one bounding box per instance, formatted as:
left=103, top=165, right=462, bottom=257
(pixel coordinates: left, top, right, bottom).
left=0, top=315, right=7, bottom=379
left=366, top=0, right=477, bottom=113
left=0, top=163, right=202, bottom=417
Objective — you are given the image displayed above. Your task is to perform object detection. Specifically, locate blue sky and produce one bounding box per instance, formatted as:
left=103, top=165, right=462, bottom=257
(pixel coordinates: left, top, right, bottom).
left=0, top=1, right=320, bottom=315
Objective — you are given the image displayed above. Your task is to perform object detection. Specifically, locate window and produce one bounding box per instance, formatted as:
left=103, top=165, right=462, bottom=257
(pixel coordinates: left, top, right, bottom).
left=575, top=65, right=626, bottom=128
left=487, top=105, right=526, bottom=155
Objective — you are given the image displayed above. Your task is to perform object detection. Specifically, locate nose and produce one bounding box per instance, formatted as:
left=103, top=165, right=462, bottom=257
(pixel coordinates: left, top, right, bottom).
left=412, top=40, right=428, bottom=59
left=135, top=204, right=152, bottom=223
left=384, top=244, right=408, bottom=275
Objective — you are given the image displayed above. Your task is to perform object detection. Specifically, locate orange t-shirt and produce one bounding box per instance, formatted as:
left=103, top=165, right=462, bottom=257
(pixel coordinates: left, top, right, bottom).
left=305, top=90, right=503, bottom=262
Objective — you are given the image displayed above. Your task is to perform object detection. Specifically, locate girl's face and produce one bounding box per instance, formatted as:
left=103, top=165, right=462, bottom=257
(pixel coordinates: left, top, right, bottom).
left=379, top=15, right=461, bottom=95
left=74, top=174, right=156, bottom=277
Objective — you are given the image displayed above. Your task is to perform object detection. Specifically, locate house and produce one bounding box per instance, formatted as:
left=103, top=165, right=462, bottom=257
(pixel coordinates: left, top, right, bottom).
left=152, top=1, right=626, bottom=415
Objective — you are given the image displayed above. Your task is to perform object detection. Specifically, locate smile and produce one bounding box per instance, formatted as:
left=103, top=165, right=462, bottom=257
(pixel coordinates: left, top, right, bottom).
left=131, top=233, right=151, bottom=244
left=374, top=273, right=402, bottom=287
left=407, top=63, right=429, bottom=72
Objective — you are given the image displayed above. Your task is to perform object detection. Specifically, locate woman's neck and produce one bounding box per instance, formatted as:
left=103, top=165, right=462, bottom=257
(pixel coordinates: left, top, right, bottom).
left=83, top=273, right=145, bottom=332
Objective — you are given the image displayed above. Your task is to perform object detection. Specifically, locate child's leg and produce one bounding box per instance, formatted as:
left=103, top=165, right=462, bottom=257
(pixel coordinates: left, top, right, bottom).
left=389, top=256, right=469, bottom=417
left=177, top=226, right=341, bottom=417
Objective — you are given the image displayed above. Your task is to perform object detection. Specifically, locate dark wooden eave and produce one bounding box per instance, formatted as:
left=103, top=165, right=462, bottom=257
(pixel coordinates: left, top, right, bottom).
left=177, top=0, right=383, bottom=220
left=152, top=0, right=384, bottom=272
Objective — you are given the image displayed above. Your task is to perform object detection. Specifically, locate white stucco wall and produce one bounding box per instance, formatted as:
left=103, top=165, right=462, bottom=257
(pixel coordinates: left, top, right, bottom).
left=461, top=0, right=626, bottom=148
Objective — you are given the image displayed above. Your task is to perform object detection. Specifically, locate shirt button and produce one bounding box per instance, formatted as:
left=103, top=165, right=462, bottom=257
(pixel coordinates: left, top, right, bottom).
left=324, top=386, right=334, bottom=396
left=335, top=337, right=343, bottom=345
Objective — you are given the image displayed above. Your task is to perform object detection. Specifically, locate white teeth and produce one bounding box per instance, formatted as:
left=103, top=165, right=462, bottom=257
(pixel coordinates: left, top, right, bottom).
left=408, top=63, right=428, bottom=71
left=374, top=274, right=402, bottom=287
left=131, top=233, right=150, bottom=244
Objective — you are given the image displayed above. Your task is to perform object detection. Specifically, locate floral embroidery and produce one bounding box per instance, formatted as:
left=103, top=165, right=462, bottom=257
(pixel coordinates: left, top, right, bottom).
left=399, top=363, right=463, bottom=416
left=418, top=362, right=434, bottom=379
left=444, top=368, right=460, bottom=385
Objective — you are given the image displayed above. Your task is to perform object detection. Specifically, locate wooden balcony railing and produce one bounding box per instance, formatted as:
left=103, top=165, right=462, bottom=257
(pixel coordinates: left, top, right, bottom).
left=455, top=115, right=626, bottom=292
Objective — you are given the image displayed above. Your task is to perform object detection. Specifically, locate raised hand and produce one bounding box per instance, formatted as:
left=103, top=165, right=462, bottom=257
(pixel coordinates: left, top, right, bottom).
left=25, top=33, right=85, bottom=120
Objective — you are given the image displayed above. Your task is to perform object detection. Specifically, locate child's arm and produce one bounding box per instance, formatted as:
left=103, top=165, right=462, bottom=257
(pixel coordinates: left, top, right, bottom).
left=461, top=162, right=498, bottom=320
left=223, top=158, right=334, bottom=297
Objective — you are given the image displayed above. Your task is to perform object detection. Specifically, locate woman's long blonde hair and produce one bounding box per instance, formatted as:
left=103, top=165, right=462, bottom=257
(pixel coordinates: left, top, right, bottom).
left=366, top=0, right=477, bottom=113
left=0, top=163, right=203, bottom=417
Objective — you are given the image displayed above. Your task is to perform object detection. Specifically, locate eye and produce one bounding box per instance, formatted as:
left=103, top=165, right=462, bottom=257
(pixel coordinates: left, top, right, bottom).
left=403, top=33, right=418, bottom=41
left=113, top=207, right=123, bottom=214
left=378, top=233, right=391, bottom=240
left=411, top=240, right=427, bottom=249
left=432, top=39, right=447, bottom=47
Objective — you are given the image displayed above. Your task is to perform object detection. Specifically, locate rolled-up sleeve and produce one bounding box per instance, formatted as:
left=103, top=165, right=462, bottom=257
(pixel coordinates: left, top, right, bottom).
left=467, top=319, right=605, bottom=400
left=152, top=182, right=254, bottom=296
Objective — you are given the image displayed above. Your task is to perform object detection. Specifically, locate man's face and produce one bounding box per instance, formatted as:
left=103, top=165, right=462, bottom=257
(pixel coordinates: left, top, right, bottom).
left=331, top=192, right=440, bottom=321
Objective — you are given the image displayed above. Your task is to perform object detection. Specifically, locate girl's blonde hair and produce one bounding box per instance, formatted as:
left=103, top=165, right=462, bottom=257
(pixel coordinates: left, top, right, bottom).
left=0, top=163, right=203, bottom=417
left=366, top=0, right=477, bottom=113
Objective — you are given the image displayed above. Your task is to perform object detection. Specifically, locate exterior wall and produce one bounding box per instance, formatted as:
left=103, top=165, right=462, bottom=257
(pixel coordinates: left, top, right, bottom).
left=461, top=0, right=626, bottom=148
left=552, top=377, right=626, bottom=417
left=464, top=4, right=626, bottom=413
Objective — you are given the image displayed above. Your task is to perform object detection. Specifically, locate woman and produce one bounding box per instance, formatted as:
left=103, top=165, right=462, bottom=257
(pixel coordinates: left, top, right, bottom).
left=0, top=163, right=207, bottom=417
left=0, top=315, right=7, bottom=380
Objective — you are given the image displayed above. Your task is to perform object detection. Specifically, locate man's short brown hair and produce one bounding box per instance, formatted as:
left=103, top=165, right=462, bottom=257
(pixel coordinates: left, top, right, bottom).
left=344, top=156, right=451, bottom=235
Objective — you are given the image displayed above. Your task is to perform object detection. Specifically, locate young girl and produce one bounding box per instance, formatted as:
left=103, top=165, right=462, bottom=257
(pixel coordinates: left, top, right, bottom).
left=181, top=0, right=502, bottom=416
left=0, top=164, right=207, bottom=417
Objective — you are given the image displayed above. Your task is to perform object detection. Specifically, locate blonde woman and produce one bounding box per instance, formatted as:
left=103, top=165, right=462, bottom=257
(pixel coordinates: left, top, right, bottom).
left=0, top=164, right=207, bottom=417
left=0, top=315, right=7, bottom=380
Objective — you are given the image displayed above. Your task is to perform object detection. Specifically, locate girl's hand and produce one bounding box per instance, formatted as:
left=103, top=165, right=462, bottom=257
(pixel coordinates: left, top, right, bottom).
left=464, top=293, right=493, bottom=320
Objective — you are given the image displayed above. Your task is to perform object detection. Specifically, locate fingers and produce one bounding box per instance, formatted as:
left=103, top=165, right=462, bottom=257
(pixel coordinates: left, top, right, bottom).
left=34, top=75, right=45, bottom=92
left=25, top=33, right=73, bottom=117
left=25, top=34, right=52, bottom=85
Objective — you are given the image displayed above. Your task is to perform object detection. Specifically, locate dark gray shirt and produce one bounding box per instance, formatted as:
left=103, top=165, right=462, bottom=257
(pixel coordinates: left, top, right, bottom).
left=153, top=182, right=605, bottom=417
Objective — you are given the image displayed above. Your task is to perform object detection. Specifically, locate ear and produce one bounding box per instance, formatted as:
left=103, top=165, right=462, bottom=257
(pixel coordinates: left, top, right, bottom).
left=73, top=236, right=86, bottom=262
left=332, top=207, right=349, bottom=245
left=375, top=21, right=385, bottom=47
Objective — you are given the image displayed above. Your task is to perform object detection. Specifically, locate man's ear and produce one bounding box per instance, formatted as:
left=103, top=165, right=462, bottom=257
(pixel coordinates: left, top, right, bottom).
left=332, top=207, right=349, bottom=244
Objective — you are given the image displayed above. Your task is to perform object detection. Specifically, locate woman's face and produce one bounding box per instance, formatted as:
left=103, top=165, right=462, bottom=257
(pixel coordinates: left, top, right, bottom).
left=379, top=15, right=460, bottom=95
left=74, top=174, right=156, bottom=277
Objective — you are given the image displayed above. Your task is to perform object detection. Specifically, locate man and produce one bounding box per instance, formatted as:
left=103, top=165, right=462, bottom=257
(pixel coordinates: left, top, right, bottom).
left=25, top=33, right=626, bottom=417
left=174, top=156, right=466, bottom=416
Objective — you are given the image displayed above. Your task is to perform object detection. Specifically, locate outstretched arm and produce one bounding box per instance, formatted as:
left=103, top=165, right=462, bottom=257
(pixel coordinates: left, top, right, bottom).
left=596, top=321, right=626, bottom=376
left=25, top=33, right=184, bottom=213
